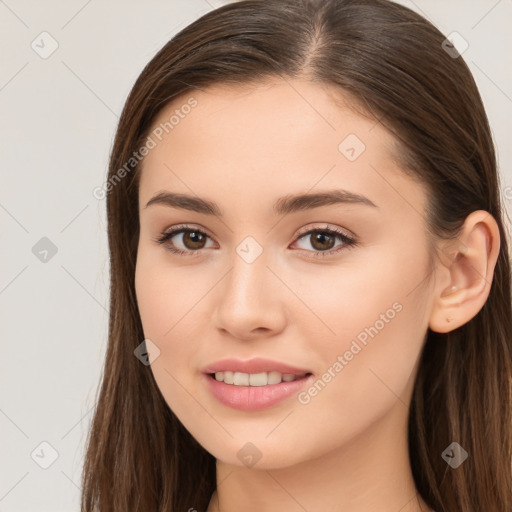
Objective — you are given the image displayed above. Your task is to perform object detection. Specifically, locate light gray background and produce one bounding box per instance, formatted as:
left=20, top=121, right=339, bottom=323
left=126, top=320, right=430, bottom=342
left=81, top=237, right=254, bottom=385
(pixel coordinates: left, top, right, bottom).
left=1, top=1, right=511, bottom=511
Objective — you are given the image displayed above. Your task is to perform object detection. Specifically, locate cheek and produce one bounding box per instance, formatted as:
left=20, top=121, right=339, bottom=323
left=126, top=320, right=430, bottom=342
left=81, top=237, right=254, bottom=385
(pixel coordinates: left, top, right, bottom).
left=291, top=244, right=431, bottom=419
left=134, top=248, right=214, bottom=412
left=135, top=247, right=205, bottom=340
left=293, top=239, right=430, bottom=351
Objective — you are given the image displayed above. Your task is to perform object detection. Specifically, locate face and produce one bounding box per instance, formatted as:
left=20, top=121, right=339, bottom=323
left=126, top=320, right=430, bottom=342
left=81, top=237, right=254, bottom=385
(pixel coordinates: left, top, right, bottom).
left=134, top=79, right=436, bottom=469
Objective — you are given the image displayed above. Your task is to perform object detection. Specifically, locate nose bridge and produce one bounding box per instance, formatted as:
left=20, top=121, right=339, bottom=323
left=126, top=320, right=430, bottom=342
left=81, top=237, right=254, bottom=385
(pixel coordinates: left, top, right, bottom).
left=224, top=237, right=271, bottom=308
left=213, top=235, right=283, bottom=336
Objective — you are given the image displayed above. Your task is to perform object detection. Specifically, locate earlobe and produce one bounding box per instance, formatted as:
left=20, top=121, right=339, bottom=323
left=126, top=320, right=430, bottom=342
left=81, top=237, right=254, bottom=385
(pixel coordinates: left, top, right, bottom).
left=428, top=210, right=500, bottom=334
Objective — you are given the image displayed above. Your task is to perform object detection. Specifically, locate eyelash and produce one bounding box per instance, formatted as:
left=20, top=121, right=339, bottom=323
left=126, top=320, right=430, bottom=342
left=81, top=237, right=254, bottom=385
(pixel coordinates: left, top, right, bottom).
left=153, top=224, right=357, bottom=259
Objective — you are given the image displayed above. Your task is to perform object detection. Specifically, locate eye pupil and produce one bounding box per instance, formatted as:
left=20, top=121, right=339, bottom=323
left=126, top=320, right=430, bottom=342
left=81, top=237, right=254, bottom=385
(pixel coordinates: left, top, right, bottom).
left=311, top=231, right=335, bottom=251
left=184, top=231, right=206, bottom=249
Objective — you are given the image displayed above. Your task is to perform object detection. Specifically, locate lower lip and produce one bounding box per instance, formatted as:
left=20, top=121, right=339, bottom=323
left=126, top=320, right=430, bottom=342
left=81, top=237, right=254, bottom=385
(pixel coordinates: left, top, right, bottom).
left=204, top=373, right=313, bottom=411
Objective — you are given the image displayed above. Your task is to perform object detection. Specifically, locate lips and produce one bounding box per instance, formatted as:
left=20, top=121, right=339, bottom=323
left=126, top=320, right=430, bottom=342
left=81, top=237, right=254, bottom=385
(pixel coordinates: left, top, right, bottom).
left=202, top=357, right=312, bottom=376
left=202, top=357, right=314, bottom=411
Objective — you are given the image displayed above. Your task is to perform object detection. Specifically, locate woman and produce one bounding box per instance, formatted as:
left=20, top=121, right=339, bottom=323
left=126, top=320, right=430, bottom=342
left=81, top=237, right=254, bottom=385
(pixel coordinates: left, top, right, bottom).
left=81, top=0, right=512, bottom=511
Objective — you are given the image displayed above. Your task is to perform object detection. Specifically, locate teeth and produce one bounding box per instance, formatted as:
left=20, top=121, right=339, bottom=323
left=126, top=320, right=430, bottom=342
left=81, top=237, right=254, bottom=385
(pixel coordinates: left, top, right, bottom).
left=267, top=371, right=282, bottom=385
left=249, top=372, right=268, bottom=386
left=213, top=371, right=306, bottom=386
left=234, top=372, right=249, bottom=386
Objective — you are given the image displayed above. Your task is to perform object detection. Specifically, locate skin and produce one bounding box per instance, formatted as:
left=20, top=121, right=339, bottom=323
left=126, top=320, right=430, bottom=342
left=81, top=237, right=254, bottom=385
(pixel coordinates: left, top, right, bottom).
left=134, top=79, right=499, bottom=512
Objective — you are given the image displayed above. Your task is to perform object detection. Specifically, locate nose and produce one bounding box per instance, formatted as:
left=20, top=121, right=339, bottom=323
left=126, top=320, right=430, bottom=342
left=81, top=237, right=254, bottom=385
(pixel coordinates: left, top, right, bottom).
left=212, top=248, right=286, bottom=341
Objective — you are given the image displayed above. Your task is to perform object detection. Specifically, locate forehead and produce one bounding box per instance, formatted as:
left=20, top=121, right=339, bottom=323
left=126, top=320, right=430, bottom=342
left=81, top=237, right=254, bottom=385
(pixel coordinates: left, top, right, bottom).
left=138, top=79, right=426, bottom=219
left=146, top=79, right=384, bottom=150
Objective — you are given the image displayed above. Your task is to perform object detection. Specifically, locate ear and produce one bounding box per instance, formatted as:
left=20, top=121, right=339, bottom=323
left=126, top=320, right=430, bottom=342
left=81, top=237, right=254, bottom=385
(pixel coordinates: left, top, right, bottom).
left=429, top=210, right=501, bottom=333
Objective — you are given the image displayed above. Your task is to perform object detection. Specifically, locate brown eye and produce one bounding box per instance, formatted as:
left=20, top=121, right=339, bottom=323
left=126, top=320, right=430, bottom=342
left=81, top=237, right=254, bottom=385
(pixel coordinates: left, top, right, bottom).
left=292, top=226, right=356, bottom=257
left=181, top=230, right=207, bottom=250
left=155, top=226, right=215, bottom=256
left=155, top=224, right=356, bottom=258
left=308, top=231, right=337, bottom=251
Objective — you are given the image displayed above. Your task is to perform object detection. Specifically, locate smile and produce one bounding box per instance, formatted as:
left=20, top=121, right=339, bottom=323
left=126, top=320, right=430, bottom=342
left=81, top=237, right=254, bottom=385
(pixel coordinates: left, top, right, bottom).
left=204, top=372, right=313, bottom=411
left=211, top=371, right=310, bottom=386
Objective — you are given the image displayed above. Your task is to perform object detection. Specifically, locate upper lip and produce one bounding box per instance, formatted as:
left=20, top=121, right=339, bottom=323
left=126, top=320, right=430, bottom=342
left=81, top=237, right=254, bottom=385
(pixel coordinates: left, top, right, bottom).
left=202, top=357, right=312, bottom=375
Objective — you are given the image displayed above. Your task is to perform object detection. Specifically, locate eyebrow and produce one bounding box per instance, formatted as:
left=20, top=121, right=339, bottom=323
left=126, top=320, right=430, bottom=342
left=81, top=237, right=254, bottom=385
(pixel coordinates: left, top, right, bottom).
left=144, top=189, right=377, bottom=217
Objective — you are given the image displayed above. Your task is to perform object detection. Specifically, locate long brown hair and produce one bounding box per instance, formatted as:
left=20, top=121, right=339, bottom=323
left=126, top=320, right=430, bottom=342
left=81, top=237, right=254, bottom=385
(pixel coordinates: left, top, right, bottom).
left=81, top=1, right=512, bottom=510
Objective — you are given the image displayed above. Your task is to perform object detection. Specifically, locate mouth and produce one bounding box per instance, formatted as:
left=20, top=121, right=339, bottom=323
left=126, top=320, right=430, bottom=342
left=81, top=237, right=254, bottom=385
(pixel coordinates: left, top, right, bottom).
left=202, top=358, right=314, bottom=410
left=204, top=369, right=315, bottom=411
left=208, top=371, right=313, bottom=387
